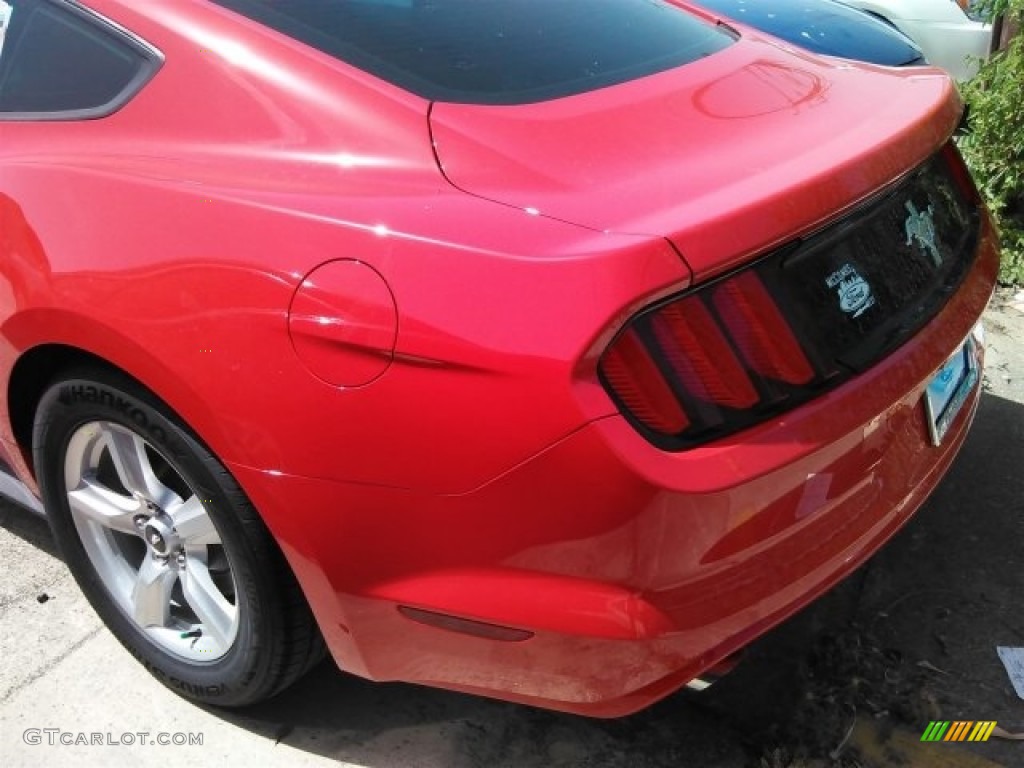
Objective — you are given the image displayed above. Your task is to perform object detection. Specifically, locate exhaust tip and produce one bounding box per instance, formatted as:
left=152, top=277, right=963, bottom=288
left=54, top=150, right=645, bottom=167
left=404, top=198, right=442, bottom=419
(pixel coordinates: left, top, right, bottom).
left=685, top=653, right=742, bottom=691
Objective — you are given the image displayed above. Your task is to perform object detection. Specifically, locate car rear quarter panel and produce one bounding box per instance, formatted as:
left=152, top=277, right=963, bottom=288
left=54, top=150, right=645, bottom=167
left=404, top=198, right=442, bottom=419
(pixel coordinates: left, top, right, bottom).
left=227, top=217, right=997, bottom=716
left=0, top=0, right=690, bottom=495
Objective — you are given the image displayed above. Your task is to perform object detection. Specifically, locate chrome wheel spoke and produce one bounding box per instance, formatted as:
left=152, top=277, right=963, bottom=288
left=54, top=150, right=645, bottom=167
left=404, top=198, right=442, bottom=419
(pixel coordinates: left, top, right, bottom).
left=67, top=479, right=141, bottom=535
left=170, top=496, right=221, bottom=547
left=181, top=561, right=236, bottom=650
left=64, top=419, right=240, bottom=662
left=131, top=556, right=177, bottom=629
left=103, top=426, right=180, bottom=509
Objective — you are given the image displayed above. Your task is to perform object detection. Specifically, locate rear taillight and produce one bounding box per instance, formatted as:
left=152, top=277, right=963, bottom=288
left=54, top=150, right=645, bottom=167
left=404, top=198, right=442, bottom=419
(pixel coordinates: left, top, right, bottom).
left=599, top=144, right=980, bottom=450
left=710, top=271, right=814, bottom=386
left=650, top=300, right=758, bottom=409
left=600, top=328, right=690, bottom=434
left=600, top=269, right=821, bottom=447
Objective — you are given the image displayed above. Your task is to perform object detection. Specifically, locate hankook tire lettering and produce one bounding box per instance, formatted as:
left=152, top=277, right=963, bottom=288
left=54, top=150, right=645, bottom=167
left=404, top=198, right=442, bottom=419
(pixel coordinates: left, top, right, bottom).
left=62, top=385, right=167, bottom=443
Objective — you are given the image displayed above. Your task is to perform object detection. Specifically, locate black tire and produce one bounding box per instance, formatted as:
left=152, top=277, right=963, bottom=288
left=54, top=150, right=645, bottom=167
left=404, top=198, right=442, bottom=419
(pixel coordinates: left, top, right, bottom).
left=33, top=367, right=325, bottom=706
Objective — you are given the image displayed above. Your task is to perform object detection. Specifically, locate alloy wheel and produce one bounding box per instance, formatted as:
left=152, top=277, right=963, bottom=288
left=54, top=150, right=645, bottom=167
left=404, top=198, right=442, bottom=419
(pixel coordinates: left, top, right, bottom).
left=63, top=420, right=239, bottom=661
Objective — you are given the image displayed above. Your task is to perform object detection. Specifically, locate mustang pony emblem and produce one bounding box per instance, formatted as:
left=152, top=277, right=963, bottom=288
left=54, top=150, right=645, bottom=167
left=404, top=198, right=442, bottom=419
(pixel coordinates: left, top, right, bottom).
left=826, top=263, right=875, bottom=318
left=904, top=200, right=941, bottom=266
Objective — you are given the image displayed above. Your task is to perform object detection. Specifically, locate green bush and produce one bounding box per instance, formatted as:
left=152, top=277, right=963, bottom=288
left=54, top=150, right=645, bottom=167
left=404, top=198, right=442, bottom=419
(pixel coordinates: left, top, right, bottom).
left=959, top=0, right=1024, bottom=285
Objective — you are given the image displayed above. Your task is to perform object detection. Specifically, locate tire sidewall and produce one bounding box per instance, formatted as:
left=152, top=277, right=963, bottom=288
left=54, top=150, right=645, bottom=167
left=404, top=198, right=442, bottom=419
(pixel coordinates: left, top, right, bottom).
left=34, top=375, right=275, bottom=705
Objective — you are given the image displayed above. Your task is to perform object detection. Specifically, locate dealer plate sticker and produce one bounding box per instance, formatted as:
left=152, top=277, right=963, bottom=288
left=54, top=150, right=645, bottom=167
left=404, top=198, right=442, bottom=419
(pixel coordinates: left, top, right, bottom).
left=924, top=338, right=978, bottom=446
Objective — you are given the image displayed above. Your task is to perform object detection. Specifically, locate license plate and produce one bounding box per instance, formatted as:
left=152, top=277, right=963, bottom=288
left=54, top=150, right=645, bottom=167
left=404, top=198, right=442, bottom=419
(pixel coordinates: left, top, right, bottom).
left=923, top=338, right=978, bottom=446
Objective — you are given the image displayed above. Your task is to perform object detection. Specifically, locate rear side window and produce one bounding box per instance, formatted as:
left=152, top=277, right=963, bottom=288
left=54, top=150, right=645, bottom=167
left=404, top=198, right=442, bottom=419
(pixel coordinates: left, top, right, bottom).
left=212, top=0, right=733, bottom=104
left=0, top=0, right=160, bottom=119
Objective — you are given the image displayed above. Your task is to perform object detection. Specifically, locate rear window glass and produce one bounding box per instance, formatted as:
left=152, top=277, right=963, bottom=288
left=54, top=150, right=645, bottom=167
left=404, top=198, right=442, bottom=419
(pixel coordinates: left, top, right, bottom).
left=211, top=0, right=733, bottom=104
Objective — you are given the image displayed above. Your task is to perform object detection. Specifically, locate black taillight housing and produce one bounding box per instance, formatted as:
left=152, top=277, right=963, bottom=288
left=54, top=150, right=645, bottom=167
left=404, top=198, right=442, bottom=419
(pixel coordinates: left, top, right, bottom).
left=599, top=143, right=981, bottom=450
left=599, top=267, right=835, bottom=449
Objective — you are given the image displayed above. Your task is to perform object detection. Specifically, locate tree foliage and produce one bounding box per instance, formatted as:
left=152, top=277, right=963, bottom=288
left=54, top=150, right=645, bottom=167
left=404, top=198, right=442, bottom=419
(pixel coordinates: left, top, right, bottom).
left=959, top=0, right=1024, bottom=284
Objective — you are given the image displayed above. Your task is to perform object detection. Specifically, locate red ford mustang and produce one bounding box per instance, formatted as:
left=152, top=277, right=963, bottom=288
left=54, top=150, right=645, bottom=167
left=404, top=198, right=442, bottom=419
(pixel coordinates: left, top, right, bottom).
left=0, top=0, right=997, bottom=715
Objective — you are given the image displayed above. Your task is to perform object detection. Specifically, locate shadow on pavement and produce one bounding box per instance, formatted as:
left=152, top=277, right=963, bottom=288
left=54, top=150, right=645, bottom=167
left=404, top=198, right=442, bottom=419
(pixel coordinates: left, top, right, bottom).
left=0, top=501, right=58, bottom=559
left=702, top=390, right=1024, bottom=765
left=221, top=661, right=748, bottom=767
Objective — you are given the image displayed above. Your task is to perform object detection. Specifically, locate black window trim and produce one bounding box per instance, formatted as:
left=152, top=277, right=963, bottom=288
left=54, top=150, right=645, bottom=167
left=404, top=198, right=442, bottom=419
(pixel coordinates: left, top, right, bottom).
left=0, top=0, right=164, bottom=122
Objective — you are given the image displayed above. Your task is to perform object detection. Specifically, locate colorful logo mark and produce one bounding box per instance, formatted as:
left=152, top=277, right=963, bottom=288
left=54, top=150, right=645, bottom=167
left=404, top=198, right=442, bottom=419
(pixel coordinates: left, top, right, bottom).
left=921, top=721, right=997, bottom=743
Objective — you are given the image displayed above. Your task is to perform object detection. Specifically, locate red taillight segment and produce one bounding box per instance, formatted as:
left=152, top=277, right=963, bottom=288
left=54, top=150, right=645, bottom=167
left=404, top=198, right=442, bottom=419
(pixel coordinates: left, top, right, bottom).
left=600, top=270, right=816, bottom=444
left=650, top=301, right=758, bottom=409
left=601, top=328, right=690, bottom=434
left=710, top=271, right=814, bottom=386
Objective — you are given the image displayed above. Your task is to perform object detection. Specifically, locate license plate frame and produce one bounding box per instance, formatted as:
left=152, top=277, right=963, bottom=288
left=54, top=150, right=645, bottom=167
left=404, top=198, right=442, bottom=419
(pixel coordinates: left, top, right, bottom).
left=923, top=337, right=978, bottom=446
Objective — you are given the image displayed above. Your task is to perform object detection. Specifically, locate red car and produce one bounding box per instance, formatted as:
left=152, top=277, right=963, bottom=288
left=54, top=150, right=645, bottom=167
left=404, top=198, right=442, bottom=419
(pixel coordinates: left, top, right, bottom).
left=0, top=0, right=997, bottom=716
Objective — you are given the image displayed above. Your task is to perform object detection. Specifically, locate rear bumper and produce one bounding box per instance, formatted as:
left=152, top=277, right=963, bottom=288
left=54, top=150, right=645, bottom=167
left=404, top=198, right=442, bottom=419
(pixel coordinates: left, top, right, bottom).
left=231, top=219, right=998, bottom=717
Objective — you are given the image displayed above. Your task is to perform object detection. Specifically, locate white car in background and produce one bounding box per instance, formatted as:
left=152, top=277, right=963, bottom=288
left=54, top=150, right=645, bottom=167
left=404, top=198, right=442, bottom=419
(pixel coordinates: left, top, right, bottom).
left=841, top=0, right=993, bottom=79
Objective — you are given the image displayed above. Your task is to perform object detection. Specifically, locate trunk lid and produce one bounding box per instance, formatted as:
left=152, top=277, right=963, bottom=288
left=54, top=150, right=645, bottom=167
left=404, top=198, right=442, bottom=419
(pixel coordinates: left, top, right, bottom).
left=429, top=37, right=961, bottom=280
